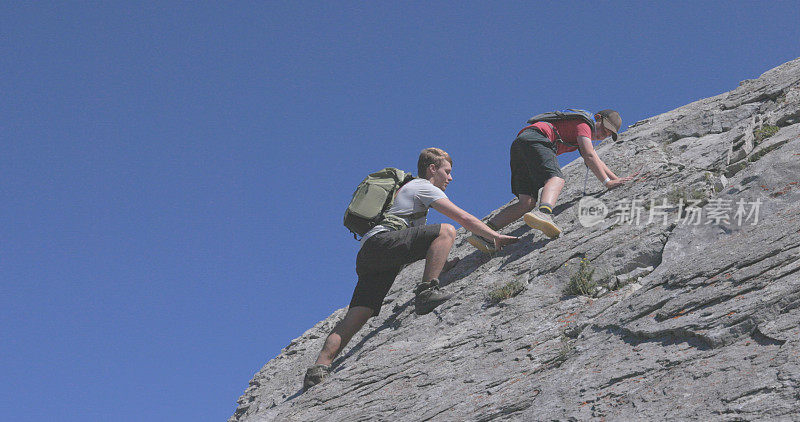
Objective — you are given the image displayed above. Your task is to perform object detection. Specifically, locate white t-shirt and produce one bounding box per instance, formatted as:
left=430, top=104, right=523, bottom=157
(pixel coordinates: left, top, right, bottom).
left=360, top=178, right=448, bottom=246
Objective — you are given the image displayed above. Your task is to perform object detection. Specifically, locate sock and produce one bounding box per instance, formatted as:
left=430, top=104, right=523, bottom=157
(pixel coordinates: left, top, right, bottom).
left=538, top=203, right=553, bottom=214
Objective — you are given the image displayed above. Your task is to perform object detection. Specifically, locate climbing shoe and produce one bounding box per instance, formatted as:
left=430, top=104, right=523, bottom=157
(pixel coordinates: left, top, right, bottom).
left=414, top=279, right=453, bottom=315
left=524, top=210, right=561, bottom=238
left=303, top=364, right=331, bottom=391
left=467, top=234, right=496, bottom=253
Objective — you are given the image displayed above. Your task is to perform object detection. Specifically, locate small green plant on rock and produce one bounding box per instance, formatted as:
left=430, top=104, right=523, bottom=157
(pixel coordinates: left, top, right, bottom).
left=690, top=188, right=709, bottom=202
left=666, top=185, right=708, bottom=206
left=552, top=335, right=573, bottom=367
left=753, top=124, right=779, bottom=145
left=563, top=259, right=597, bottom=297
left=748, top=138, right=791, bottom=163
left=487, top=278, right=526, bottom=304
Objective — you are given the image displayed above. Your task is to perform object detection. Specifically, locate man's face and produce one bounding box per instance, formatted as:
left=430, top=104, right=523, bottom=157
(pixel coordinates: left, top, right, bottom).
left=429, top=160, right=453, bottom=191
left=592, top=120, right=614, bottom=141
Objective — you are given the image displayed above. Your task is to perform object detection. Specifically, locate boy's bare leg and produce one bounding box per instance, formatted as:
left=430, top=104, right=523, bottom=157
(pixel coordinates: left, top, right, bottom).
left=314, top=306, right=374, bottom=366
left=314, top=225, right=458, bottom=366
left=422, top=223, right=456, bottom=282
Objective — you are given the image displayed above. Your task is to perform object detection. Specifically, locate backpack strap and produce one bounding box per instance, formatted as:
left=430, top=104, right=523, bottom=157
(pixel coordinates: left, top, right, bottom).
left=523, top=110, right=601, bottom=196
left=398, top=211, right=427, bottom=220
left=380, top=178, right=430, bottom=231
left=378, top=211, right=428, bottom=232
left=518, top=122, right=582, bottom=154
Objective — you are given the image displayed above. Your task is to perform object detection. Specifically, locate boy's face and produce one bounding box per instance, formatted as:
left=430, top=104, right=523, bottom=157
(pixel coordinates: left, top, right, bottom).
left=429, top=160, right=453, bottom=191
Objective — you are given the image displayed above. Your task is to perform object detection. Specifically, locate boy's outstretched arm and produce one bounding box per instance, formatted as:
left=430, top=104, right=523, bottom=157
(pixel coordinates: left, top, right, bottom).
left=431, top=199, right=518, bottom=250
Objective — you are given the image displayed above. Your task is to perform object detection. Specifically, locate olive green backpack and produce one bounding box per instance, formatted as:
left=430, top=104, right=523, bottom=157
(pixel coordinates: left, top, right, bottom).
left=343, top=168, right=419, bottom=240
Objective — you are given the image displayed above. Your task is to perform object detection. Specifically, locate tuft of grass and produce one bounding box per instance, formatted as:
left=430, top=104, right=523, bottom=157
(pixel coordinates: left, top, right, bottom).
left=487, top=278, right=526, bottom=304
left=552, top=335, right=573, bottom=367
left=753, top=125, right=779, bottom=145
left=748, top=138, right=791, bottom=163
left=665, top=186, right=683, bottom=204
left=666, top=186, right=708, bottom=206
left=563, top=259, right=598, bottom=297
left=690, top=189, right=708, bottom=201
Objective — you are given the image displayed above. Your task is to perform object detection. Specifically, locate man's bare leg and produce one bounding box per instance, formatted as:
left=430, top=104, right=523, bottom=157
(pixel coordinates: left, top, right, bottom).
left=521, top=177, right=565, bottom=238
left=422, top=223, right=456, bottom=282
left=314, top=306, right=374, bottom=366
left=488, top=194, right=536, bottom=230
left=538, top=177, right=565, bottom=209
left=488, top=176, right=566, bottom=229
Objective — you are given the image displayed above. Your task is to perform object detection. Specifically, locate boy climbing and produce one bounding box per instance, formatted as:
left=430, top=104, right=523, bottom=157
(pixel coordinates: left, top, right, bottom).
left=304, top=148, right=518, bottom=390
left=468, top=109, right=633, bottom=253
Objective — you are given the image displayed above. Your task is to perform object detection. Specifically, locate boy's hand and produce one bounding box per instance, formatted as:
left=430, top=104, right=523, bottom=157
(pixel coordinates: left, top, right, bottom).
left=493, top=235, right=519, bottom=251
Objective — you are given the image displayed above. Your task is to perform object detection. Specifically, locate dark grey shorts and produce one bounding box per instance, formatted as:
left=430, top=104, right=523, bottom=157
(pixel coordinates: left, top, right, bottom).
left=510, top=128, right=564, bottom=199
left=350, top=224, right=441, bottom=316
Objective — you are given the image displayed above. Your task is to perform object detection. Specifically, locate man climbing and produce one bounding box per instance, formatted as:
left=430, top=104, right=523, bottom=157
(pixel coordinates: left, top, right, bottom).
left=304, top=147, right=518, bottom=390
left=468, top=109, right=633, bottom=253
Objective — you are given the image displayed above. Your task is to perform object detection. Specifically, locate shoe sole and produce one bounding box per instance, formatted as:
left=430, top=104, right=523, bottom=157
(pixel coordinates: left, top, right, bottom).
left=467, top=236, right=496, bottom=253
left=524, top=213, right=562, bottom=239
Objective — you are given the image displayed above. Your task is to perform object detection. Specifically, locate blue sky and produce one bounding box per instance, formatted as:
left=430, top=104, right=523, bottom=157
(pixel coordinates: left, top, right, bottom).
left=2, top=2, right=798, bottom=421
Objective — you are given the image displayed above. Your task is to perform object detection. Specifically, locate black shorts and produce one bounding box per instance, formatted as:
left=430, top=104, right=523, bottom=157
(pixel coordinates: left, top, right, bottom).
left=349, top=224, right=441, bottom=316
left=510, top=128, right=564, bottom=199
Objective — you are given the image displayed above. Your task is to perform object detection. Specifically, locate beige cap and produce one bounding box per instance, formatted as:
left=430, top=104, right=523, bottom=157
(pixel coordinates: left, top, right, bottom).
left=597, top=109, right=621, bottom=141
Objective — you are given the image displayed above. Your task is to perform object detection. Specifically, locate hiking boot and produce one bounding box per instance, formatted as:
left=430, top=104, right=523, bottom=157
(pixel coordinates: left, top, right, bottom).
left=467, top=234, right=497, bottom=253
left=414, top=279, right=453, bottom=315
left=524, top=210, right=562, bottom=238
left=303, top=364, right=331, bottom=391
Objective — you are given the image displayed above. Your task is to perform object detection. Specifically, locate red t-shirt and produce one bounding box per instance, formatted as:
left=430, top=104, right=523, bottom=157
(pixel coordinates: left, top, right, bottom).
left=527, top=120, right=592, bottom=155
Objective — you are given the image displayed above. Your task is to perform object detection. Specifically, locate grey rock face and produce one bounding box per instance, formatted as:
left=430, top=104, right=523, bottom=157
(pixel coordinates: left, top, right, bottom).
left=232, top=58, right=800, bottom=421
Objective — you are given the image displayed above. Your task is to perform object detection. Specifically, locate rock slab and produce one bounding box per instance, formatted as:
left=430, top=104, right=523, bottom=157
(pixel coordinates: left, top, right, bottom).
left=232, top=58, right=800, bottom=421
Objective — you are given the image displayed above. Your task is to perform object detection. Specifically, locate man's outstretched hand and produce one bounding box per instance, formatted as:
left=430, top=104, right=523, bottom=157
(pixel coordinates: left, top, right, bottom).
left=606, top=175, right=635, bottom=189
left=493, top=235, right=519, bottom=251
